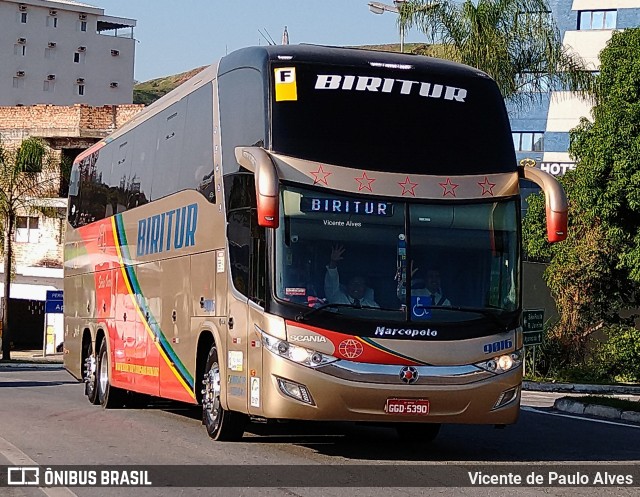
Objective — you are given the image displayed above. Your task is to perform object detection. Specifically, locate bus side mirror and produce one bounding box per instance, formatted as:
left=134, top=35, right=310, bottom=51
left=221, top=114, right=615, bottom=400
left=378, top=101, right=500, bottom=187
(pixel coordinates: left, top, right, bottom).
left=518, top=165, right=568, bottom=243
left=235, top=147, right=279, bottom=229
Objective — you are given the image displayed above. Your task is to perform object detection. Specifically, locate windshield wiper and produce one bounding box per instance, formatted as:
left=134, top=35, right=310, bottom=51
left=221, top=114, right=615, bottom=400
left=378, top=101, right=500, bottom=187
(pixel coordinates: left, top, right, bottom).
left=413, top=304, right=508, bottom=330
left=296, top=303, right=398, bottom=322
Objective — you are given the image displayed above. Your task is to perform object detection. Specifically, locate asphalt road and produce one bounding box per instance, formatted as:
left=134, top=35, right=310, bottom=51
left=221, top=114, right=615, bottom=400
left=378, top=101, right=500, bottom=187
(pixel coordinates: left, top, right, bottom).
left=0, top=364, right=638, bottom=497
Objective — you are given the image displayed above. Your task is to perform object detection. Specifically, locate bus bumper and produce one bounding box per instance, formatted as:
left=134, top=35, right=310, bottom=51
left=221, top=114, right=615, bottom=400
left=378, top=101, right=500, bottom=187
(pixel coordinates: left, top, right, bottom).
left=258, top=352, right=521, bottom=425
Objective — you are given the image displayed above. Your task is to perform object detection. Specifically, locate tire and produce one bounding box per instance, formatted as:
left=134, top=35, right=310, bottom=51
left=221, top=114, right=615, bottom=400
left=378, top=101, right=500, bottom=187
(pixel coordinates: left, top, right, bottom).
left=396, top=423, right=441, bottom=443
left=96, top=337, right=125, bottom=409
left=83, top=340, right=99, bottom=405
left=202, top=344, right=247, bottom=441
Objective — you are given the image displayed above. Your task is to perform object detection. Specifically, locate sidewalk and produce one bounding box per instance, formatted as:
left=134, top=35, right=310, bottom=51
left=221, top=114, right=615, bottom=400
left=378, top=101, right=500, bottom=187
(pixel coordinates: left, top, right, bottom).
left=0, top=349, right=63, bottom=364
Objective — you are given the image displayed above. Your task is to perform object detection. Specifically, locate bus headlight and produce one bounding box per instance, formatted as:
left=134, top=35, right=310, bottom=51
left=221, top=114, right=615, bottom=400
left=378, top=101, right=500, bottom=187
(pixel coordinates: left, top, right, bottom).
left=261, top=331, right=338, bottom=368
left=476, top=350, right=522, bottom=374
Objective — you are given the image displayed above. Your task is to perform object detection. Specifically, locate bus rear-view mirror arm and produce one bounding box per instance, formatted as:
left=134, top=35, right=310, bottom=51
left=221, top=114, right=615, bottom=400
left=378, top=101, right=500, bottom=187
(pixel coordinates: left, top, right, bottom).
left=518, top=165, right=568, bottom=243
left=235, top=147, right=280, bottom=229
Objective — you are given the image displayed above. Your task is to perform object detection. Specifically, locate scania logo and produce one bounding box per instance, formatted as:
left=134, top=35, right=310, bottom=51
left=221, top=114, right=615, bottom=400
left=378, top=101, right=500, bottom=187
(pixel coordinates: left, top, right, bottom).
left=399, top=366, right=419, bottom=384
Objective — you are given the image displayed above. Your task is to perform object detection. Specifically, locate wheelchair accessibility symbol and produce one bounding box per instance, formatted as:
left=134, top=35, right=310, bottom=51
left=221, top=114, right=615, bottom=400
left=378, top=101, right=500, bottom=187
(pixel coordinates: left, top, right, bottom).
left=411, top=296, right=432, bottom=320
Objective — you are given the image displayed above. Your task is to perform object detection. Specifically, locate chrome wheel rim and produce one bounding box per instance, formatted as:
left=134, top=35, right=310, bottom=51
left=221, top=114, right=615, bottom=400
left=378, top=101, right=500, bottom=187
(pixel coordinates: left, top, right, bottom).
left=99, top=351, right=109, bottom=394
left=203, top=363, right=222, bottom=428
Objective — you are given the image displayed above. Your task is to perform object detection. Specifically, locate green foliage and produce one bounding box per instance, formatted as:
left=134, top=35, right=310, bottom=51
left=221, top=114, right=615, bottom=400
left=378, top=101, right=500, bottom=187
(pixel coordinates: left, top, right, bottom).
left=524, top=325, right=640, bottom=384
left=15, top=137, right=46, bottom=173
left=133, top=66, right=207, bottom=105
left=571, top=396, right=640, bottom=412
left=399, top=0, right=594, bottom=109
left=598, top=325, right=640, bottom=383
left=523, top=28, right=640, bottom=368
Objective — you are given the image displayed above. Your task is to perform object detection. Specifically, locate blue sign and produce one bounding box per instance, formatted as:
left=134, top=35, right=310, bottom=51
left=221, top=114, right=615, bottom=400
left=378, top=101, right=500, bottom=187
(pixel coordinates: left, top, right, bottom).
left=46, top=290, right=63, bottom=301
left=45, top=290, right=63, bottom=314
left=411, top=296, right=432, bottom=320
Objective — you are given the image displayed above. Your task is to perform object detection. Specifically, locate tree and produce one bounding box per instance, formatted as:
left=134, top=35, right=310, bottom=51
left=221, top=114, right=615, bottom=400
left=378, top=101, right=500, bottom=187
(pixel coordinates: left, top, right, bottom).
left=523, top=28, right=640, bottom=363
left=0, top=137, right=57, bottom=360
left=398, top=0, right=595, bottom=109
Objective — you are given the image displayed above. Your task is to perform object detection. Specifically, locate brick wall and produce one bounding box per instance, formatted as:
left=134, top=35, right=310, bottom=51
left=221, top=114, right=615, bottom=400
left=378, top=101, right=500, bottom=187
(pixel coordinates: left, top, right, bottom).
left=0, top=104, right=144, bottom=145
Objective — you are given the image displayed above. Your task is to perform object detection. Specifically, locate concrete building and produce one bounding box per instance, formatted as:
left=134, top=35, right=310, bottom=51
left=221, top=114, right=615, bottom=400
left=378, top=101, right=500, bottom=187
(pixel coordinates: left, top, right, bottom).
left=0, top=0, right=136, bottom=106
left=1, top=0, right=141, bottom=312
left=509, top=0, right=640, bottom=186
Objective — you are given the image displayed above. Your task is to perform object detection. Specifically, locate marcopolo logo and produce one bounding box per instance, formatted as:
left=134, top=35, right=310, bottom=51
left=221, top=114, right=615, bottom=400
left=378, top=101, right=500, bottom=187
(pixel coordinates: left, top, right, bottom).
left=374, top=326, right=438, bottom=338
left=315, top=74, right=467, bottom=103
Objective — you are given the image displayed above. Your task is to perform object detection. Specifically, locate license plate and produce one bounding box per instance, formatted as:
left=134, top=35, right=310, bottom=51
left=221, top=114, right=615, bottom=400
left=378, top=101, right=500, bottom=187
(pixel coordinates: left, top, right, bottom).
left=385, top=398, right=430, bottom=415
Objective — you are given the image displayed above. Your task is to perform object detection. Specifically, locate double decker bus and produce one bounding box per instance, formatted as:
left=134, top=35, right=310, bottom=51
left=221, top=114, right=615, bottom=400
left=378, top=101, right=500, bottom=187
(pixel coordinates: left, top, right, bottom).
left=63, top=45, right=567, bottom=442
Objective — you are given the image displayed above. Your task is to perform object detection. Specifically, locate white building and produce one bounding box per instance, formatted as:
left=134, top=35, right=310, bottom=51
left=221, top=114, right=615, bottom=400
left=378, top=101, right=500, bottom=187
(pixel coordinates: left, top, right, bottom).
left=0, top=0, right=136, bottom=106
left=509, top=0, right=640, bottom=182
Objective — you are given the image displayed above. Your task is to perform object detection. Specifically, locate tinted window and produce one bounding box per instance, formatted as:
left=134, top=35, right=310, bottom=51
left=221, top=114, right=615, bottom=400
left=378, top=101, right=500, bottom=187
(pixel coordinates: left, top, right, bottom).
left=271, top=62, right=515, bottom=175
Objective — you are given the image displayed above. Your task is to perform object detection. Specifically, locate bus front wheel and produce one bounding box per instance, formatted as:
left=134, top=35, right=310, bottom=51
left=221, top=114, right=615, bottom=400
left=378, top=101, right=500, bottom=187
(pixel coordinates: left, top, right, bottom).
left=96, top=337, right=125, bottom=409
left=202, top=344, right=247, bottom=441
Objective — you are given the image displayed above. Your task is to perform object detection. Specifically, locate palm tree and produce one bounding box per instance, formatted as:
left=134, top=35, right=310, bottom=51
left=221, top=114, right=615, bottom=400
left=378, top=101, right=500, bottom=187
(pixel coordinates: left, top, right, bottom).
left=0, top=137, right=57, bottom=361
left=398, top=0, right=595, bottom=109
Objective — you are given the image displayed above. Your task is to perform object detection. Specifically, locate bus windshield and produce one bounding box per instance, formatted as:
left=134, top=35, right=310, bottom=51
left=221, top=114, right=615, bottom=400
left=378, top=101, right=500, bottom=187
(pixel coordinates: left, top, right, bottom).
left=274, top=185, right=519, bottom=325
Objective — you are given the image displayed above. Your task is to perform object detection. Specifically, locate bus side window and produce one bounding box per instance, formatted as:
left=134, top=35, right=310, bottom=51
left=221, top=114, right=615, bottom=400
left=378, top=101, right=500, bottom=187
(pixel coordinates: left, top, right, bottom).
left=225, top=172, right=258, bottom=299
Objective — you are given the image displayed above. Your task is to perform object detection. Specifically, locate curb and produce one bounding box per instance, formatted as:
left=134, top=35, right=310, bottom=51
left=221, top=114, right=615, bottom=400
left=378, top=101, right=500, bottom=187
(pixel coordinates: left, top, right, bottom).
left=523, top=380, right=640, bottom=396
left=553, top=398, right=640, bottom=424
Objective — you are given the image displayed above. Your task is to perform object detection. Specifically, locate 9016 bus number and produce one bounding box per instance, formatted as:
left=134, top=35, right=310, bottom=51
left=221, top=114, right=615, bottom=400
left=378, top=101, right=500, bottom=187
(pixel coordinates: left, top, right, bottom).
left=385, top=398, right=430, bottom=415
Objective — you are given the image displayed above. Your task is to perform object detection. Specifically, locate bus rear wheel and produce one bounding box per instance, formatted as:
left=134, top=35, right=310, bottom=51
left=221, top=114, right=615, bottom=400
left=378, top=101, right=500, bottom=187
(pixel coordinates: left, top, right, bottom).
left=202, top=344, right=247, bottom=441
left=83, top=339, right=99, bottom=405
left=396, top=423, right=441, bottom=443
left=96, top=337, right=125, bottom=409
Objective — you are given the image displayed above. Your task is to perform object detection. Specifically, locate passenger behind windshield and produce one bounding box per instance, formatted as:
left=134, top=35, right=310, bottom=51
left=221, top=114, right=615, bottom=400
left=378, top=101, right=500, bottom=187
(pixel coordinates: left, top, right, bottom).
left=324, top=244, right=379, bottom=308
left=411, top=262, right=451, bottom=306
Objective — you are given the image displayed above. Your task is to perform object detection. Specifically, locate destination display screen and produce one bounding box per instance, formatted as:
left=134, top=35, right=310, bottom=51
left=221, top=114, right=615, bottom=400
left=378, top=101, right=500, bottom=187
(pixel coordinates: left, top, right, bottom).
left=299, top=197, right=394, bottom=217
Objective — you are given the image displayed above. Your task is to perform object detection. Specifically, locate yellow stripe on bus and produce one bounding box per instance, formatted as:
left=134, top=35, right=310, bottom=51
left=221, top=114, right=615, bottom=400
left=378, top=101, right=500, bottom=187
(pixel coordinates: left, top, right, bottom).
left=110, top=217, right=196, bottom=399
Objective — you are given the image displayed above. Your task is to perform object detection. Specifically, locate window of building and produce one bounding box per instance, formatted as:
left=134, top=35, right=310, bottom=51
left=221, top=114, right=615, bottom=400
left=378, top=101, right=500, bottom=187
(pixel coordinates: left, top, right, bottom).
left=579, top=10, right=617, bottom=30
left=14, top=44, right=26, bottom=56
left=73, top=51, right=85, bottom=64
left=43, top=80, right=55, bottom=92
left=15, top=216, right=40, bottom=243
left=512, top=132, right=544, bottom=152
left=46, top=16, right=58, bottom=28
left=13, top=77, right=25, bottom=89
left=78, top=84, right=85, bottom=96
left=20, top=12, right=27, bottom=23
left=78, top=20, right=87, bottom=32
left=45, top=47, right=56, bottom=59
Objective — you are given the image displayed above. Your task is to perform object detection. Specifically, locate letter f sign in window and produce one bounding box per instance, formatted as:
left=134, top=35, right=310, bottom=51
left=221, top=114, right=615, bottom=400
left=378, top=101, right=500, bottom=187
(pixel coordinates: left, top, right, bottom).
left=275, top=67, right=297, bottom=101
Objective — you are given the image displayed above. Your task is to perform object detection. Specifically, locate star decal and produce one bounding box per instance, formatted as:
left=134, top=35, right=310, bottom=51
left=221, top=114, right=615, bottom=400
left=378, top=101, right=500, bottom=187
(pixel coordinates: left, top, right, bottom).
left=398, top=176, right=418, bottom=196
left=355, top=171, right=376, bottom=192
left=439, top=178, right=459, bottom=197
left=310, top=165, right=331, bottom=186
left=478, top=176, right=496, bottom=196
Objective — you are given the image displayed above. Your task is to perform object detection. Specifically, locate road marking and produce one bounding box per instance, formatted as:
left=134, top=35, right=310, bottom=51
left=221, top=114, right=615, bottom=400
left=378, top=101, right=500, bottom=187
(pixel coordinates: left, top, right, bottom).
left=522, top=406, right=640, bottom=429
left=0, top=434, right=77, bottom=497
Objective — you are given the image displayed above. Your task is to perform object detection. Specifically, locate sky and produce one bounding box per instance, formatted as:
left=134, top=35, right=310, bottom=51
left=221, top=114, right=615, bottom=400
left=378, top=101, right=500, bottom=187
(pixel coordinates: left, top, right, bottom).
left=93, top=0, right=425, bottom=82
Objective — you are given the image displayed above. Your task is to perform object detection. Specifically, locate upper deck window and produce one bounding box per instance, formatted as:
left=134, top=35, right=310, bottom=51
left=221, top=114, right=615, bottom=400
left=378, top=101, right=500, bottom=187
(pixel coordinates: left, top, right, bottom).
left=270, top=62, right=515, bottom=175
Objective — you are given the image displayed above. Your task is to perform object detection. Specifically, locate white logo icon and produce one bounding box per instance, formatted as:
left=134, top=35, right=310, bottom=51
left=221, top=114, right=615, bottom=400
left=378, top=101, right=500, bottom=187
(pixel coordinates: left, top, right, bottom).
left=8, top=467, right=40, bottom=485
